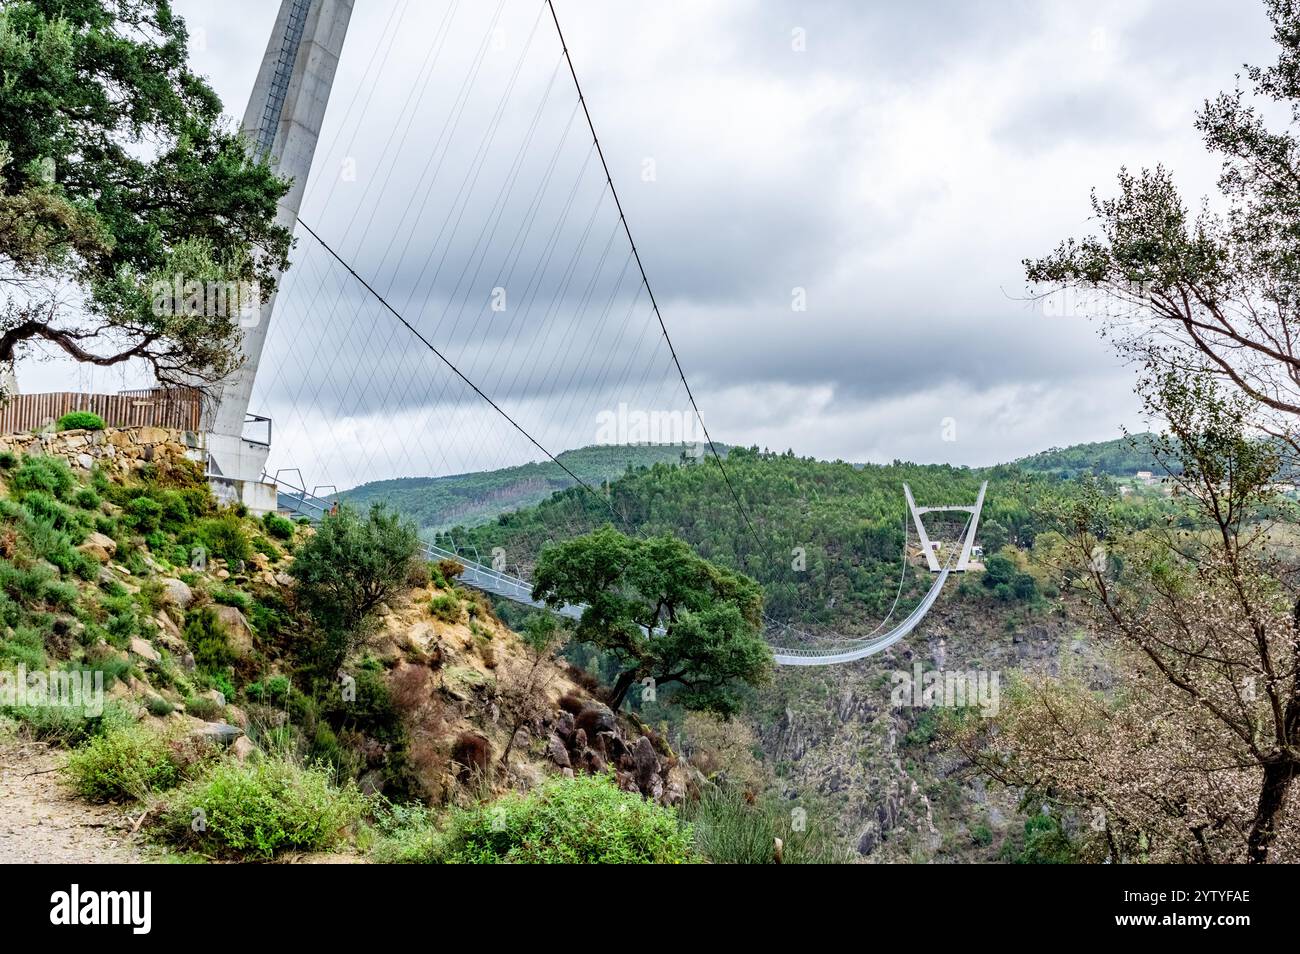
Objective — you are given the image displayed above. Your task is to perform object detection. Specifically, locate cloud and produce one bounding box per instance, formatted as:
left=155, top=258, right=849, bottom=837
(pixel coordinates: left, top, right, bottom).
left=15, top=0, right=1281, bottom=491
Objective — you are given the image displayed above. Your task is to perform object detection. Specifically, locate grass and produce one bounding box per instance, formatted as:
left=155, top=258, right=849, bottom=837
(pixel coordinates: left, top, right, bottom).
left=680, top=784, right=846, bottom=864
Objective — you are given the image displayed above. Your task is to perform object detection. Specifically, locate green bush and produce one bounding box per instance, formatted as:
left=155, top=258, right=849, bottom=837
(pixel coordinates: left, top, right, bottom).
left=8, top=456, right=75, bottom=500
left=125, top=496, right=163, bottom=534
left=261, top=511, right=295, bottom=541
left=0, top=450, right=17, bottom=469
left=183, top=607, right=234, bottom=674
left=441, top=771, right=694, bottom=864
left=367, top=800, right=442, bottom=863
left=2, top=699, right=131, bottom=746
left=189, top=513, right=252, bottom=566
left=428, top=593, right=462, bottom=623
left=210, top=585, right=251, bottom=612
left=65, top=723, right=182, bottom=801
left=161, top=757, right=368, bottom=859
left=55, top=411, right=106, bottom=432
left=73, top=486, right=101, bottom=510
left=183, top=695, right=224, bottom=721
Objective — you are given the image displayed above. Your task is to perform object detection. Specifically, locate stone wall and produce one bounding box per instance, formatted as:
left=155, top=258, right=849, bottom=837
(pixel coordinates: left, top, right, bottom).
left=0, top=425, right=205, bottom=476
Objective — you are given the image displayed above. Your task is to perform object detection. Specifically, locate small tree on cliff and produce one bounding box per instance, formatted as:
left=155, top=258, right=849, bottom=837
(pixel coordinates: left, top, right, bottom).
left=291, top=504, right=420, bottom=674
left=531, top=526, right=773, bottom=716
left=0, top=0, right=291, bottom=397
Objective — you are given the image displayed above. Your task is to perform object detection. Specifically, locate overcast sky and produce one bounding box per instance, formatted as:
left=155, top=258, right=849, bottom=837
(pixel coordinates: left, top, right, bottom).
left=19, top=0, right=1281, bottom=488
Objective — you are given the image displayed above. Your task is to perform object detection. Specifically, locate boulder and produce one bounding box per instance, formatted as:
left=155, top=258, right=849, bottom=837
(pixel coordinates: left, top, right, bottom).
left=631, top=735, right=660, bottom=792
left=546, top=733, right=572, bottom=768
left=230, top=736, right=257, bottom=763
left=575, top=701, right=616, bottom=738
left=191, top=722, right=243, bottom=745
left=554, top=711, right=575, bottom=740
left=211, top=604, right=255, bottom=659
left=128, top=637, right=160, bottom=664
left=225, top=705, right=250, bottom=730
left=161, top=578, right=193, bottom=609
left=77, top=531, right=117, bottom=563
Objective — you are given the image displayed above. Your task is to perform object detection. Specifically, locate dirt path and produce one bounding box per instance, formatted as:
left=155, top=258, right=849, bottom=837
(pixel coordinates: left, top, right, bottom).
left=0, top=741, right=153, bottom=864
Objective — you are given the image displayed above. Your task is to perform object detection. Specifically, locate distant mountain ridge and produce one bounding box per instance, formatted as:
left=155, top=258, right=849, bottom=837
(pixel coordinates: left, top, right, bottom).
left=340, top=443, right=716, bottom=532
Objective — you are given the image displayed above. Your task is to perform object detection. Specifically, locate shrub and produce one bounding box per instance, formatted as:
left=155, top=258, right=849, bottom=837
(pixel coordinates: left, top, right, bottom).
left=210, top=585, right=251, bottom=612
left=261, top=511, right=295, bottom=541
left=8, top=456, right=75, bottom=500
left=436, top=559, right=464, bottom=582
left=183, top=607, right=234, bottom=674
left=145, top=695, right=175, bottom=717
left=367, top=800, right=443, bottom=863
left=245, top=674, right=291, bottom=706
left=183, top=695, right=224, bottom=721
left=441, top=772, right=694, bottom=864
left=160, top=757, right=368, bottom=859
left=65, top=723, right=182, bottom=801
left=73, top=486, right=101, bottom=510
left=428, top=593, right=461, bottom=624
left=406, top=559, right=431, bottom=587
left=189, top=513, right=252, bottom=566
left=125, top=496, right=163, bottom=534
left=0, top=450, right=16, bottom=469
left=0, top=624, right=46, bottom=669
left=681, top=786, right=844, bottom=864
left=55, top=411, right=106, bottom=432
left=450, top=731, right=491, bottom=782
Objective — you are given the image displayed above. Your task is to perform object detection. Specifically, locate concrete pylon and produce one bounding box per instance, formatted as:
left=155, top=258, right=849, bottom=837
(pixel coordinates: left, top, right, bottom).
left=903, top=481, right=987, bottom=572
left=205, top=0, right=354, bottom=487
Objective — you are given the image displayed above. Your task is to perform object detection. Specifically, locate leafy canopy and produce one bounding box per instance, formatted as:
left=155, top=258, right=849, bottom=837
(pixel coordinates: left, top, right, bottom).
left=531, top=525, right=772, bottom=716
left=0, top=0, right=291, bottom=391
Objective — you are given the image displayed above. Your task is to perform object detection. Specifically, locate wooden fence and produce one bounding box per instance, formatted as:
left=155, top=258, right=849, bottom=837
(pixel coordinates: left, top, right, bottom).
left=0, top=388, right=203, bottom=435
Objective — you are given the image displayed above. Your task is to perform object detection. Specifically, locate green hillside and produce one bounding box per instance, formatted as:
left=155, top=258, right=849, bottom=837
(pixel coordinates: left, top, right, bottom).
left=1013, top=433, right=1162, bottom=478
left=438, top=445, right=1172, bottom=633
left=340, top=443, right=719, bottom=532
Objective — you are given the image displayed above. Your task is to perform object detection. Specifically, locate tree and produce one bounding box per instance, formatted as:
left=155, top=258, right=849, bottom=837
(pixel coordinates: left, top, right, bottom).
left=531, top=526, right=773, bottom=716
left=1009, top=0, right=1300, bottom=863
left=960, top=374, right=1300, bottom=862
left=0, top=0, right=291, bottom=396
left=1024, top=0, right=1300, bottom=451
left=290, top=504, right=419, bottom=673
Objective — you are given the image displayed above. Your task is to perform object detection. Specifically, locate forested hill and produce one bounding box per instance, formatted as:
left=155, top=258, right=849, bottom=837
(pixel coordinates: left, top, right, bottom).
left=437, top=446, right=1171, bottom=636
left=340, top=444, right=713, bottom=532
left=1012, top=433, right=1161, bottom=478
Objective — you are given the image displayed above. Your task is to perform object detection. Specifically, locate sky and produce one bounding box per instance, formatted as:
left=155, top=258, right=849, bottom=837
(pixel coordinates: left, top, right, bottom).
left=17, top=0, right=1281, bottom=488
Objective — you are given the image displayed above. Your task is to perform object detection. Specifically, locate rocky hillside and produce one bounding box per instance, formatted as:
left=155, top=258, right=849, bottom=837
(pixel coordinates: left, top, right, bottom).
left=0, top=427, right=701, bottom=862
left=753, top=587, right=1111, bottom=862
